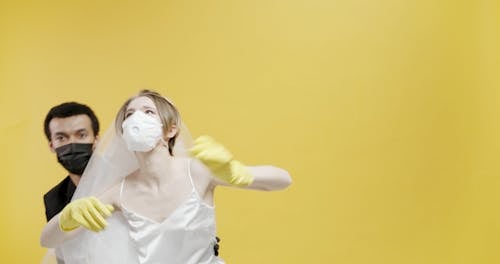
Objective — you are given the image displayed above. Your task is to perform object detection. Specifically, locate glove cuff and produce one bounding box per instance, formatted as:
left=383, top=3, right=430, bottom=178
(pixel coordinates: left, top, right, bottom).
left=59, top=214, right=74, bottom=232
left=229, top=160, right=254, bottom=186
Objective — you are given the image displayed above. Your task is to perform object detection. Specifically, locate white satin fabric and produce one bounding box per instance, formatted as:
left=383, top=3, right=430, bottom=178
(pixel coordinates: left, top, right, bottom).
left=56, top=212, right=138, bottom=264
left=119, top=160, right=224, bottom=264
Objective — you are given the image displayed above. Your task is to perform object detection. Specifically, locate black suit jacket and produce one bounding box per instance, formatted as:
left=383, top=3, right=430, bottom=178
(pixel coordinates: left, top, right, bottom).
left=43, top=176, right=76, bottom=221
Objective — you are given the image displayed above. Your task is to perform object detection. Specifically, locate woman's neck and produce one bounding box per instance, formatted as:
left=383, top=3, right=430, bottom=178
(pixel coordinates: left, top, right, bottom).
left=134, top=145, right=174, bottom=182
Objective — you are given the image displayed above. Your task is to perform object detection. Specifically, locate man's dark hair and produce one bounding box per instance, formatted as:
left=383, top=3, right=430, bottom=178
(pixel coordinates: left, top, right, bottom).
left=44, top=102, right=100, bottom=141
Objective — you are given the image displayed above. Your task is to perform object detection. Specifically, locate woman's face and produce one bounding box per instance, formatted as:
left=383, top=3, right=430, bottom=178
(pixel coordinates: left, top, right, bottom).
left=124, top=96, right=161, bottom=122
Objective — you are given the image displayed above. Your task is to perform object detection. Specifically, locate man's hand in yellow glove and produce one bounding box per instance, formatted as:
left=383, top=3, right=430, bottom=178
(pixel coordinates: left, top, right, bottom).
left=59, top=196, right=114, bottom=232
left=189, top=136, right=254, bottom=186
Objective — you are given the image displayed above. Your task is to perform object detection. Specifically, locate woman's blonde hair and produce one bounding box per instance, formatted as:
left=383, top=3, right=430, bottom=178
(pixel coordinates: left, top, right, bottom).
left=115, top=89, right=181, bottom=155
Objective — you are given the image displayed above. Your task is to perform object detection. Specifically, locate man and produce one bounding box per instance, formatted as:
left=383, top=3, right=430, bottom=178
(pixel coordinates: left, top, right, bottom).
left=41, top=102, right=100, bottom=264
left=43, top=102, right=100, bottom=221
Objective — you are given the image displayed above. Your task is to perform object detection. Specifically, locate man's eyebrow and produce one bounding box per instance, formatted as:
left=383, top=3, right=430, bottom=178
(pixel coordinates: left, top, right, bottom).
left=75, top=128, right=89, bottom=134
left=53, top=131, right=68, bottom=137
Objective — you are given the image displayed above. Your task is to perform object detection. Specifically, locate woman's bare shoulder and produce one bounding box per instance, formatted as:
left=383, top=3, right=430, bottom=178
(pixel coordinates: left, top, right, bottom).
left=188, top=158, right=211, bottom=177
left=97, top=171, right=138, bottom=209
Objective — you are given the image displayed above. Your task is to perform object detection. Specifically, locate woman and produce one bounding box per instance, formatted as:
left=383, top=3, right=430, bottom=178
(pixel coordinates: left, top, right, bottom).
left=40, top=90, right=292, bottom=263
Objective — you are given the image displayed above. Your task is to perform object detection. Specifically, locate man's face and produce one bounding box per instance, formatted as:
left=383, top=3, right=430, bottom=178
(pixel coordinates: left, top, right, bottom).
left=49, top=114, right=97, bottom=151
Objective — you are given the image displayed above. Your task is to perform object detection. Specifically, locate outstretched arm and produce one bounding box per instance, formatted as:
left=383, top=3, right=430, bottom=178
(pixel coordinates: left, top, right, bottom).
left=243, top=165, right=291, bottom=191
left=40, top=196, right=115, bottom=248
left=190, top=136, right=292, bottom=191
left=40, top=211, right=82, bottom=248
left=210, top=164, right=291, bottom=191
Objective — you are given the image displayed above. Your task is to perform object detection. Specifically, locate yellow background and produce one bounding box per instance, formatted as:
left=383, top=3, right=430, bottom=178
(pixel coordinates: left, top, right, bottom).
left=1, top=0, right=499, bottom=263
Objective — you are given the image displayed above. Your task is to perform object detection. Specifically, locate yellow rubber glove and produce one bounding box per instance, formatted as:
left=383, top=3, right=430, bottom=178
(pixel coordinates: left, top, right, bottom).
left=59, top=196, right=114, bottom=232
left=190, top=135, right=254, bottom=186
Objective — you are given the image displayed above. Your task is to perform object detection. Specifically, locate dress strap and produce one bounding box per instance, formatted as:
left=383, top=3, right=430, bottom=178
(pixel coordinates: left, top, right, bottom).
left=119, top=178, right=126, bottom=206
left=187, top=158, right=196, bottom=190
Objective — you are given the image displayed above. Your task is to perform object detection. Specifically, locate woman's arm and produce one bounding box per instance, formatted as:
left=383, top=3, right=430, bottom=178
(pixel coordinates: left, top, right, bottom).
left=243, top=165, right=292, bottom=191
left=40, top=185, right=119, bottom=248
left=40, top=212, right=83, bottom=248
left=189, top=136, right=292, bottom=191
left=191, top=158, right=292, bottom=191
left=210, top=165, right=292, bottom=191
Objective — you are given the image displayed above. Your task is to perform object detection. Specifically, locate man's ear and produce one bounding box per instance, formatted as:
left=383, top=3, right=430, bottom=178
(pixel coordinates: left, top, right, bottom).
left=49, top=141, right=56, bottom=153
left=92, top=136, right=100, bottom=150
left=166, top=125, right=178, bottom=139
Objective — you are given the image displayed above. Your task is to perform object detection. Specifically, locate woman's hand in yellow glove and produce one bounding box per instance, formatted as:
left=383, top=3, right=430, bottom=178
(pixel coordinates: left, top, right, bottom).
left=189, top=136, right=254, bottom=186
left=59, top=196, right=114, bottom=232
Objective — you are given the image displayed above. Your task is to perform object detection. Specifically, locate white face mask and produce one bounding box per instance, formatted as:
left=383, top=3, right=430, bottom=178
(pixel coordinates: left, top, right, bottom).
left=122, top=111, right=163, bottom=152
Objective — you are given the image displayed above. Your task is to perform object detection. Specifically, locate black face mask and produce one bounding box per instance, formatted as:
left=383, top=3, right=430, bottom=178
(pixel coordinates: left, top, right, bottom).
left=55, top=143, right=93, bottom=175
